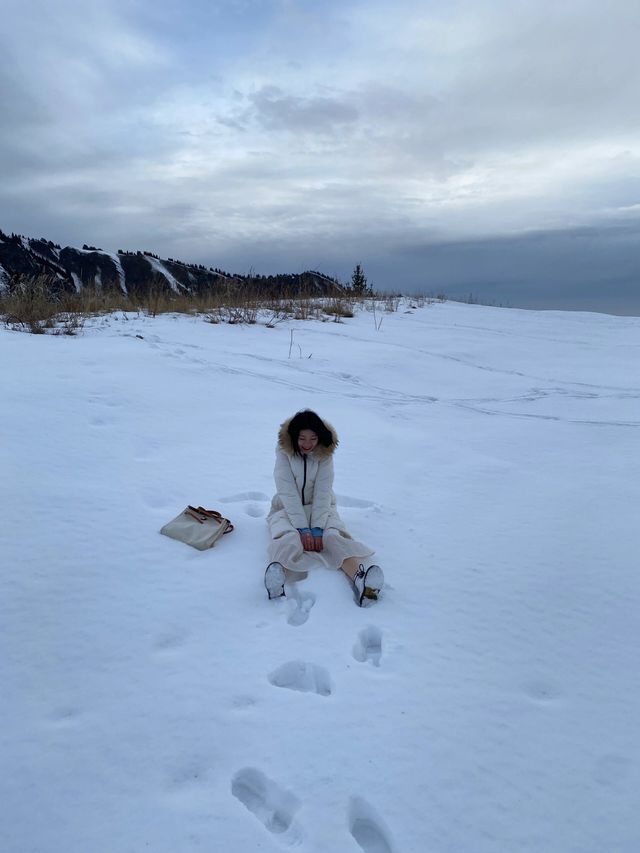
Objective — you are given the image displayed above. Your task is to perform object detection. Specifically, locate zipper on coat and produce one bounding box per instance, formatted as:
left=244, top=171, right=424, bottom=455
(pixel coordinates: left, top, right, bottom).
left=302, top=455, right=307, bottom=505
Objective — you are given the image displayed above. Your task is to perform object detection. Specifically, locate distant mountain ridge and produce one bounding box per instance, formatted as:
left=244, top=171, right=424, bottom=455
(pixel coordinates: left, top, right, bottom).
left=0, top=229, right=343, bottom=297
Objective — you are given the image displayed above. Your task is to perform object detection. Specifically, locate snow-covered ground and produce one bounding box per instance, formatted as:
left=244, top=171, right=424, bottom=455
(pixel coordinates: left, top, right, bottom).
left=2, top=301, right=639, bottom=853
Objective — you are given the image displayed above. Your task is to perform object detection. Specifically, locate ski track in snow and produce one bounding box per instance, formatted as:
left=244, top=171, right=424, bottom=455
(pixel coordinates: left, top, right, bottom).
left=315, top=322, right=640, bottom=395
left=141, top=329, right=640, bottom=428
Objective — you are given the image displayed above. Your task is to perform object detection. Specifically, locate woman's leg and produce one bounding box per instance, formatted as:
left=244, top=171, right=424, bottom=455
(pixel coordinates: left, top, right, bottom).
left=265, top=531, right=309, bottom=598
left=340, top=555, right=365, bottom=581
left=285, top=568, right=308, bottom=582
left=321, top=530, right=383, bottom=605
left=321, top=529, right=375, bottom=579
left=269, top=531, right=308, bottom=576
left=342, top=556, right=384, bottom=607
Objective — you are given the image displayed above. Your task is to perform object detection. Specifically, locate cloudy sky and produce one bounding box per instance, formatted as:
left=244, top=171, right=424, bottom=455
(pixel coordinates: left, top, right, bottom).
left=1, top=0, right=639, bottom=311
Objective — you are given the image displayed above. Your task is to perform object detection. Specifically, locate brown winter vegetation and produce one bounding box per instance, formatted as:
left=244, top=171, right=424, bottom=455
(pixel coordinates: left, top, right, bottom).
left=0, top=275, right=435, bottom=335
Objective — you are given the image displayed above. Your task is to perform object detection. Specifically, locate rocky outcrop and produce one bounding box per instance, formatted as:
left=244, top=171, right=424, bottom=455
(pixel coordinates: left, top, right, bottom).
left=0, top=230, right=343, bottom=297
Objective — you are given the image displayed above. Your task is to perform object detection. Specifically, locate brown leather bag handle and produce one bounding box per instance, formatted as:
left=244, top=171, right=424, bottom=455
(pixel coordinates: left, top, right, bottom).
left=186, top=506, right=234, bottom=533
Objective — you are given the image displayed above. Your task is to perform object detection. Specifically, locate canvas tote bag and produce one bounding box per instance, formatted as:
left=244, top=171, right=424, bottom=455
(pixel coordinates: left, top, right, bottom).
left=160, top=506, right=234, bottom=551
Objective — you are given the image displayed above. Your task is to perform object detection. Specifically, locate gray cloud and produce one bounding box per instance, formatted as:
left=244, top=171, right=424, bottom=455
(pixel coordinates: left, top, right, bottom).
left=387, top=219, right=640, bottom=313
left=1, top=0, right=639, bottom=313
left=246, top=85, right=359, bottom=132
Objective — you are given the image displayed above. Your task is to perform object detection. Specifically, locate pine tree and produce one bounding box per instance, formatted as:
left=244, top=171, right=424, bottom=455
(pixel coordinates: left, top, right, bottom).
left=350, top=264, right=369, bottom=294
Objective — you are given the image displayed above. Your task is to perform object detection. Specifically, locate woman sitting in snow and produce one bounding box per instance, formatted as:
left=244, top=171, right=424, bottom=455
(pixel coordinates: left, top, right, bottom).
left=264, top=409, right=384, bottom=606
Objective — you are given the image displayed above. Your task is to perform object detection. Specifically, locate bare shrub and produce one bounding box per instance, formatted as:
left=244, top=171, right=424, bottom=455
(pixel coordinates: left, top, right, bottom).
left=264, top=300, right=296, bottom=326
left=383, top=295, right=401, bottom=312
left=411, top=295, right=432, bottom=308
left=324, top=297, right=355, bottom=320
left=52, top=308, right=86, bottom=336
left=224, top=304, right=258, bottom=324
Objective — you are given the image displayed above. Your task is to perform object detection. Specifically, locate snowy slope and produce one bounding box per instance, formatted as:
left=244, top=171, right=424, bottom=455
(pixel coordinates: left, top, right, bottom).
left=2, top=302, right=640, bottom=853
left=100, top=249, right=128, bottom=295
left=145, top=255, right=184, bottom=293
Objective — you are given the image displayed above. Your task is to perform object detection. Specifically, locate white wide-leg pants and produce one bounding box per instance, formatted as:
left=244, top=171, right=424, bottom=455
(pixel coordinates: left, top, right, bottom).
left=269, top=527, right=374, bottom=574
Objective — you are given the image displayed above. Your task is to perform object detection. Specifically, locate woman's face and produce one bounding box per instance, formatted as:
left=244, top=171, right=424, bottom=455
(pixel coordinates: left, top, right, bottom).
left=298, top=429, right=319, bottom=454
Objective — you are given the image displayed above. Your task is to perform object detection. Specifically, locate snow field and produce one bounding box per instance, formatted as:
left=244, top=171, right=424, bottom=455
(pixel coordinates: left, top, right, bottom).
left=2, top=301, right=640, bottom=852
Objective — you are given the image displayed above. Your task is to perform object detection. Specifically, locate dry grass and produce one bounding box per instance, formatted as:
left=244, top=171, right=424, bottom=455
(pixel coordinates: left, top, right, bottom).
left=0, top=276, right=440, bottom=335
left=1, top=277, right=87, bottom=335
left=323, top=297, right=355, bottom=319
left=0, top=276, right=360, bottom=334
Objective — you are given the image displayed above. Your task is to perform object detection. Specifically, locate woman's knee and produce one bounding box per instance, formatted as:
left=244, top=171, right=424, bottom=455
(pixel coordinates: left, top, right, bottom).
left=271, top=531, right=304, bottom=560
left=322, top=529, right=341, bottom=545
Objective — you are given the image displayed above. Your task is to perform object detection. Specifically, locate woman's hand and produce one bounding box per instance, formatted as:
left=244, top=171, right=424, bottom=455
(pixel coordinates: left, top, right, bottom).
left=299, top=531, right=315, bottom=551
left=298, top=528, right=323, bottom=551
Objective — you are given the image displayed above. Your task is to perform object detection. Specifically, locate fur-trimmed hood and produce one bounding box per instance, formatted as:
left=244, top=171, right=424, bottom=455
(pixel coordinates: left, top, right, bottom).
left=277, top=415, right=339, bottom=459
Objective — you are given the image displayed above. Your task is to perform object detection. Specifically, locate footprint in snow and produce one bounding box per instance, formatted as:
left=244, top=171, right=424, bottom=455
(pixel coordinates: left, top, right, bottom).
left=231, top=767, right=302, bottom=842
left=286, top=589, right=316, bottom=627
left=245, top=503, right=265, bottom=518
left=48, top=706, right=82, bottom=727
left=229, top=694, right=257, bottom=711
left=523, top=679, right=561, bottom=702
left=349, top=796, right=395, bottom=853
left=89, top=416, right=113, bottom=427
left=353, top=627, right=382, bottom=667
left=268, top=661, right=332, bottom=696
left=154, top=629, right=188, bottom=654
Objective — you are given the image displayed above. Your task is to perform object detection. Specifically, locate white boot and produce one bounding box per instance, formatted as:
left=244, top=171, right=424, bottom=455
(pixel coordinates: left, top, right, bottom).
left=264, top=562, right=286, bottom=600
left=352, top=564, right=384, bottom=607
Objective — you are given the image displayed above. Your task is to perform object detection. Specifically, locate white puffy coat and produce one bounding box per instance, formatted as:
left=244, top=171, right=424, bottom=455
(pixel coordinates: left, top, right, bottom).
left=267, top=417, right=345, bottom=538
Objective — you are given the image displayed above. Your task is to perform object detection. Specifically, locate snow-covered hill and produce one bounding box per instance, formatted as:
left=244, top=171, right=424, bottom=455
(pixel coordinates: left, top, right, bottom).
left=0, top=230, right=343, bottom=297
left=2, top=301, right=639, bottom=853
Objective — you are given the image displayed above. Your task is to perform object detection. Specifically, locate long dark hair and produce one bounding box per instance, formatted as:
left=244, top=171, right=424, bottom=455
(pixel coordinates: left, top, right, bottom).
left=287, top=410, right=333, bottom=455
